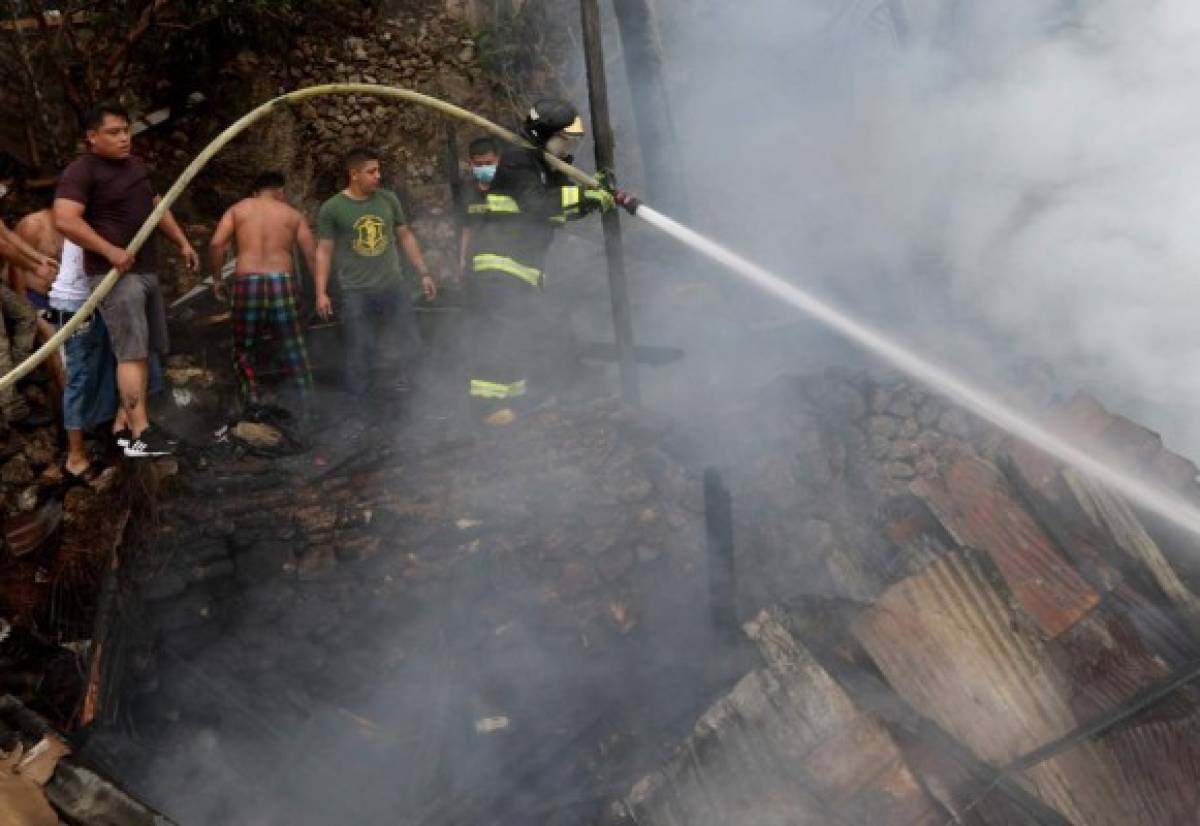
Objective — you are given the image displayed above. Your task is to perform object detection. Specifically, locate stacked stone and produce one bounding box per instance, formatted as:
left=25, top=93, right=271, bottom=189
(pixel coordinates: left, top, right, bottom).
left=258, top=10, right=500, bottom=284
left=863, top=380, right=986, bottom=490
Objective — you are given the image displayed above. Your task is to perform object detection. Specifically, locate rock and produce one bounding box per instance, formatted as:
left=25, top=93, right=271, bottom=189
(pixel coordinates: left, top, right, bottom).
left=166, top=366, right=215, bottom=387
left=917, top=399, right=942, bottom=428
left=153, top=591, right=213, bottom=632
left=188, top=558, right=235, bottom=585
left=883, top=461, right=917, bottom=480
left=234, top=540, right=296, bottom=583
left=889, top=440, right=920, bottom=461
left=143, top=571, right=187, bottom=601
left=915, top=456, right=939, bottom=478
left=916, top=431, right=941, bottom=453
left=937, top=409, right=972, bottom=439
left=871, top=386, right=893, bottom=414
left=336, top=535, right=380, bottom=563
left=868, top=416, right=898, bottom=440
left=887, top=393, right=915, bottom=419
left=2, top=454, right=34, bottom=485
left=232, top=421, right=283, bottom=448
left=22, top=432, right=56, bottom=469
left=17, top=485, right=39, bottom=512
left=870, top=434, right=892, bottom=459
left=297, top=546, right=337, bottom=580
left=899, top=418, right=920, bottom=439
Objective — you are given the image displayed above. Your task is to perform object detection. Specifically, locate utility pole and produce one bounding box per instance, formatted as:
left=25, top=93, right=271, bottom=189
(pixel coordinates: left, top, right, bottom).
left=611, top=0, right=680, bottom=212
left=580, top=0, right=640, bottom=404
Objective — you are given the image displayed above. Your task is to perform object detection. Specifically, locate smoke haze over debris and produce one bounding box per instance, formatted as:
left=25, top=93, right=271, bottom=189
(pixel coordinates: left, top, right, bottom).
left=646, top=0, right=1200, bottom=452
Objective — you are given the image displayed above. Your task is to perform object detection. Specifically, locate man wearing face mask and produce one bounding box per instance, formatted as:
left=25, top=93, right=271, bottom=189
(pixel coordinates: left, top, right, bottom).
left=465, top=98, right=618, bottom=423
left=458, top=137, right=500, bottom=283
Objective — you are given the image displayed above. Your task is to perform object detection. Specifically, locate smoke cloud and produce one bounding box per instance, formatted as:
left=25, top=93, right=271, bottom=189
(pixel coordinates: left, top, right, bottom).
left=637, top=0, right=1200, bottom=452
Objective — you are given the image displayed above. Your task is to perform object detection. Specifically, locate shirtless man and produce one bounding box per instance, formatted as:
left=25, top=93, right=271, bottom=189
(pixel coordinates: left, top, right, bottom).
left=208, top=171, right=317, bottom=410
left=0, top=161, right=58, bottom=429
left=11, top=208, right=67, bottom=395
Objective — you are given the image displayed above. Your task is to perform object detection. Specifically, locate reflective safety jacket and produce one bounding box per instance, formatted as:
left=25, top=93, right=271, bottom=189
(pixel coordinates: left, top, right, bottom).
left=469, top=147, right=594, bottom=288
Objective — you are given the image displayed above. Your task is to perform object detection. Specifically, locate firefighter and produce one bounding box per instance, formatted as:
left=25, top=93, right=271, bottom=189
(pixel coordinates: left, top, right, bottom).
left=466, top=98, right=624, bottom=424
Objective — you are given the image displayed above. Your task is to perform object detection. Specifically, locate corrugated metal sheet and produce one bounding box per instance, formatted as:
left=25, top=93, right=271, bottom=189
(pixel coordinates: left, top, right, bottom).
left=620, top=608, right=944, bottom=826
left=911, top=456, right=1099, bottom=637
left=853, top=549, right=1138, bottom=825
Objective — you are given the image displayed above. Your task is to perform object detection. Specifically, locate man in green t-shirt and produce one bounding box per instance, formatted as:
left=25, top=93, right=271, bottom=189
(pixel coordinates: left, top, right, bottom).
left=315, top=147, right=438, bottom=399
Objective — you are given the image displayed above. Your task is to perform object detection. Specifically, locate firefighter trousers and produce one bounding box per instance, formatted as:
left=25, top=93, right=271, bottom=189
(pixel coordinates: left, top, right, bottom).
left=466, top=273, right=574, bottom=406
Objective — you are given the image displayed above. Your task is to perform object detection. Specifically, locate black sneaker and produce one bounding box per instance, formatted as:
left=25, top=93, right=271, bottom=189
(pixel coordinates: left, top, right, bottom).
left=113, top=428, right=132, bottom=449
left=124, top=427, right=174, bottom=458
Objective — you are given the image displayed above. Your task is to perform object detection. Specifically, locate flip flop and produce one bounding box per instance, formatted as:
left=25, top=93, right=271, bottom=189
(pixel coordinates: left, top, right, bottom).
left=60, top=460, right=103, bottom=490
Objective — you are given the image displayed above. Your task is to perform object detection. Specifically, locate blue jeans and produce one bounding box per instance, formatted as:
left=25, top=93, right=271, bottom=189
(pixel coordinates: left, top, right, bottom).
left=60, top=311, right=118, bottom=431
left=340, top=284, right=422, bottom=398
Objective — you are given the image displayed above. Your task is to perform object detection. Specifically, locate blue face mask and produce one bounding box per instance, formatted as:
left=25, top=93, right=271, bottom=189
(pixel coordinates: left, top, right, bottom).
left=472, top=164, right=497, bottom=184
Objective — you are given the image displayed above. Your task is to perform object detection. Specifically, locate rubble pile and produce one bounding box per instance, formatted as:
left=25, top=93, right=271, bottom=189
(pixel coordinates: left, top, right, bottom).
left=612, top=370, right=1200, bottom=825
left=0, top=400, right=135, bottom=728
left=95, top=400, right=731, bottom=823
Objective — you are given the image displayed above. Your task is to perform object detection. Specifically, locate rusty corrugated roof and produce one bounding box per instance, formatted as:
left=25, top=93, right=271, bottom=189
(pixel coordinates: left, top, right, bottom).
left=911, top=456, right=1100, bottom=637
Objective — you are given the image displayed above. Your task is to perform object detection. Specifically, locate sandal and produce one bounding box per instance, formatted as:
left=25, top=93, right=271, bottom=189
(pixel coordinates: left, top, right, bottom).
left=60, top=460, right=103, bottom=490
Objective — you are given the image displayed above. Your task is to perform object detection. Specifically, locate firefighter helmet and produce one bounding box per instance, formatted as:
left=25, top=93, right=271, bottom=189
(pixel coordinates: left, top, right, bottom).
left=523, top=98, right=585, bottom=146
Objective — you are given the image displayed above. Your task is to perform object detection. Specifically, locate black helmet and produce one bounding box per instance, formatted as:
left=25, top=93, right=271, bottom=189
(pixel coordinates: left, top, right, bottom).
left=523, top=98, right=585, bottom=146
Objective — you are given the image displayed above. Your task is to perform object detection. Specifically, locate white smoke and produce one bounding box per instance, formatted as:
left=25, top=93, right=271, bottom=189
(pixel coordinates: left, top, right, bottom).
left=647, top=0, right=1200, bottom=452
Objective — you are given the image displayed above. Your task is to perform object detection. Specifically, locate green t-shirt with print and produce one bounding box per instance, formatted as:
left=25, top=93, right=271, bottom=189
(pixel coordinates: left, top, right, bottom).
left=316, top=189, right=408, bottom=292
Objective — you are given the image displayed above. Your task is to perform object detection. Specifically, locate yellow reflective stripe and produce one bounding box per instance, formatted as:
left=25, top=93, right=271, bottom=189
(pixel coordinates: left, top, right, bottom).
left=485, top=194, right=520, bottom=214
left=473, top=254, right=542, bottom=287
left=470, top=379, right=527, bottom=399
left=561, top=186, right=581, bottom=209
left=467, top=203, right=489, bottom=214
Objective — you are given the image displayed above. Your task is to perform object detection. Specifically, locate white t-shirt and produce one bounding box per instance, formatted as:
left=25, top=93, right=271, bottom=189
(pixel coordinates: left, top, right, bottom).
left=48, top=240, right=89, bottom=310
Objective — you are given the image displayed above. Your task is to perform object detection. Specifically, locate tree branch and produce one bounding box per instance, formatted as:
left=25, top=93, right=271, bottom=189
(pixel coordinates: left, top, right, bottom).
left=25, top=0, right=84, bottom=108
left=100, top=0, right=170, bottom=96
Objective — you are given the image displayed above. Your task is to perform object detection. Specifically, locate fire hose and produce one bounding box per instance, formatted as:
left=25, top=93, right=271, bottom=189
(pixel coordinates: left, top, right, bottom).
left=0, top=83, right=613, bottom=392
left=8, top=84, right=1200, bottom=542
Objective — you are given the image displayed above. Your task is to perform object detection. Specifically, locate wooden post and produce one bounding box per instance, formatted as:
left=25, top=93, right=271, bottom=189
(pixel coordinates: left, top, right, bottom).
left=580, top=0, right=640, bottom=404
left=704, top=468, right=737, bottom=640
left=611, top=0, right=679, bottom=211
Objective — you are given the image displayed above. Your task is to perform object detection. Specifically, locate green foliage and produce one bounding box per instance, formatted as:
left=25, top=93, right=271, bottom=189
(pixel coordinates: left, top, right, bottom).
left=473, top=0, right=573, bottom=110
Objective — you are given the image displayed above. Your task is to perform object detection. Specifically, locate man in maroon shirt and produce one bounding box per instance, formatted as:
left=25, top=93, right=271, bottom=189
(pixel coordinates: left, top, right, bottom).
left=53, top=102, right=199, bottom=457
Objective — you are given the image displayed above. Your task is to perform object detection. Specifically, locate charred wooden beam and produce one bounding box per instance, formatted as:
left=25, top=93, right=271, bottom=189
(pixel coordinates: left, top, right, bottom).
left=703, top=468, right=737, bottom=641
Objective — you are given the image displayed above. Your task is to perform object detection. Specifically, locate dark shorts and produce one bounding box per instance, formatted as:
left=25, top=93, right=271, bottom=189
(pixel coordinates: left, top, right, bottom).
left=25, top=290, right=50, bottom=310
left=87, top=272, right=169, bottom=361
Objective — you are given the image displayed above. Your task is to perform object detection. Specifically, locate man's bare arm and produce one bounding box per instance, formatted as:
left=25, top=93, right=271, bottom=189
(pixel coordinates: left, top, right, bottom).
left=209, top=208, right=236, bottom=299
left=152, top=195, right=199, bottom=270
left=396, top=225, right=436, bottom=300
left=295, top=216, right=318, bottom=279
left=314, top=238, right=334, bottom=320
left=0, top=221, right=53, bottom=274
left=53, top=198, right=133, bottom=273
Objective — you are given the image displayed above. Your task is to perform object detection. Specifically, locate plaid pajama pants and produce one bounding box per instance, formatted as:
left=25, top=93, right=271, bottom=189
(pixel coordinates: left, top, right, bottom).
left=230, top=272, right=312, bottom=403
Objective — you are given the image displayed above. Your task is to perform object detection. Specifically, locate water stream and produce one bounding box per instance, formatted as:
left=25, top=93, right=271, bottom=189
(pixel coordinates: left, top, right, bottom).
left=636, top=205, right=1200, bottom=538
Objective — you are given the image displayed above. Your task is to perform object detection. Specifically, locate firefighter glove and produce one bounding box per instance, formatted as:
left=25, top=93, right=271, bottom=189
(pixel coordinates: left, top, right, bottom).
left=583, top=188, right=616, bottom=213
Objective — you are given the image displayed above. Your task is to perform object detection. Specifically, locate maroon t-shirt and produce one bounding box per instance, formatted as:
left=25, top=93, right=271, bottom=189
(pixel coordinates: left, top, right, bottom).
left=55, top=153, right=159, bottom=276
